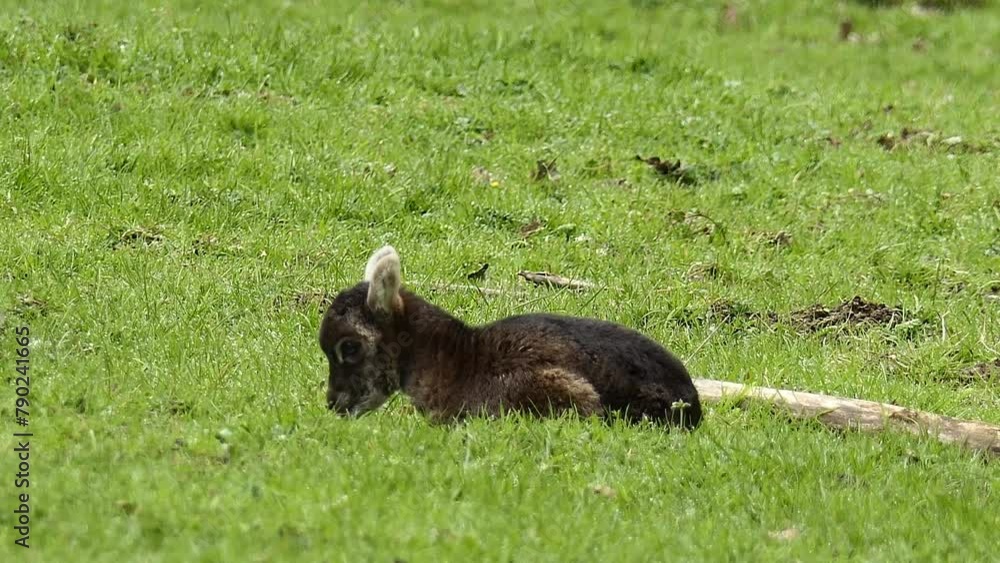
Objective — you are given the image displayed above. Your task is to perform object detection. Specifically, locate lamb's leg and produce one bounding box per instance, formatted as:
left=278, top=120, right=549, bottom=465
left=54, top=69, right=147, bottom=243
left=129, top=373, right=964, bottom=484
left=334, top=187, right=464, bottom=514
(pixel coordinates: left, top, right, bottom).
left=506, top=367, right=603, bottom=418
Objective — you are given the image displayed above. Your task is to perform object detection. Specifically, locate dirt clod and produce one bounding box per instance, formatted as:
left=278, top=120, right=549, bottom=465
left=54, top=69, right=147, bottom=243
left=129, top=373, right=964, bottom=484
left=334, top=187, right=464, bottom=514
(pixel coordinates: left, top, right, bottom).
left=791, top=296, right=903, bottom=331
left=636, top=155, right=698, bottom=185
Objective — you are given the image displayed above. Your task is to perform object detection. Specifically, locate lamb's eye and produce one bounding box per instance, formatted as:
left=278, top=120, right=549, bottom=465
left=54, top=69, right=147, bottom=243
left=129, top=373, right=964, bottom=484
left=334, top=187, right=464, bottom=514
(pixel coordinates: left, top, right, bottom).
left=339, top=339, right=362, bottom=358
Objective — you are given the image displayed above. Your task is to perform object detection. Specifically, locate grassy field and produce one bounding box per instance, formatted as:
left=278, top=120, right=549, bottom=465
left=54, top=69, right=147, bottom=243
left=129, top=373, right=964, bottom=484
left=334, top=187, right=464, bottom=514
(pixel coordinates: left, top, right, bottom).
left=2, top=0, right=999, bottom=560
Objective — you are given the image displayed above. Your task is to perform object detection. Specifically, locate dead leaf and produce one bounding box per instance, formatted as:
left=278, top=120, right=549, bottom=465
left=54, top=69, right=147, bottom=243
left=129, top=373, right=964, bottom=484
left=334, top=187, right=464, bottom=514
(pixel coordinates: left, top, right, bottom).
left=941, top=136, right=963, bottom=146
left=769, top=527, right=801, bottom=541
left=519, top=219, right=545, bottom=238
left=720, top=4, right=740, bottom=28
left=591, top=484, right=617, bottom=498
left=18, top=295, right=47, bottom=310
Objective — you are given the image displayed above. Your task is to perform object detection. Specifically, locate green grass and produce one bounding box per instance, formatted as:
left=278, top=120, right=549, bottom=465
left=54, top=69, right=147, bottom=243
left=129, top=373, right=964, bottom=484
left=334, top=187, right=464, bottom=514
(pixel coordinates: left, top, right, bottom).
left=2, top=0, right=999, bottom=560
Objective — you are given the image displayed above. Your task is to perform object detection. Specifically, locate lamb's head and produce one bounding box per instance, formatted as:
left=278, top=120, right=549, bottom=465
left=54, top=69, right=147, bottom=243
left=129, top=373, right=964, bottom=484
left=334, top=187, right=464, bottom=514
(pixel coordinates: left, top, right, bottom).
left=319, top=245, right=406, bottom=416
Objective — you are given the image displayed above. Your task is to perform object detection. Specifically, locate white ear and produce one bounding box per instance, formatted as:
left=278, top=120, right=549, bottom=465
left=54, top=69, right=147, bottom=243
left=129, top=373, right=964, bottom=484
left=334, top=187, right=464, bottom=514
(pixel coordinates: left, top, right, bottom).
left=364, top=245, right=402, bottom=314
left=364, top=245, right=398, bottom=282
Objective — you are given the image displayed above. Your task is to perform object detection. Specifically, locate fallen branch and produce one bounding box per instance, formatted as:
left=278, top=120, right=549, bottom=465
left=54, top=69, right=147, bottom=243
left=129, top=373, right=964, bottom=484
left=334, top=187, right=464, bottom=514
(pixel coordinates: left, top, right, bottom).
left=422, top=283, right=510, bottom=297
left=693, top=378, right=1000, bottom=456
left=517, top=271, right=595, bottom=291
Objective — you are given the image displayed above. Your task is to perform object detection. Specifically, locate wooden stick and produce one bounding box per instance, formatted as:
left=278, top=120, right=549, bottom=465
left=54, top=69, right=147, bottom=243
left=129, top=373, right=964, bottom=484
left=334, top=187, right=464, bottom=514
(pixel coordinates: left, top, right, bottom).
left=693, top=378, right=1000, bottom=456
left=517, top=271, right=595, bottom=291
left=421, top=283, right=509, bottom=297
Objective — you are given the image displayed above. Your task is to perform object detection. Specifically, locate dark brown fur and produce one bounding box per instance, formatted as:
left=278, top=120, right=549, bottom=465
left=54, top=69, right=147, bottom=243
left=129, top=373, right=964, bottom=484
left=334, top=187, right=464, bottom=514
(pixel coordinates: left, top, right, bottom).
left=319, top=283, right=702, bottom=428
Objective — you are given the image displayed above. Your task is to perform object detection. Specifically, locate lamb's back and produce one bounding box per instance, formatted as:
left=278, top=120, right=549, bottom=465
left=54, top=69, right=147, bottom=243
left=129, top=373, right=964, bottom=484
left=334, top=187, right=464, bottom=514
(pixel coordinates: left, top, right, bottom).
left=480, top=314, right=694, bottom=398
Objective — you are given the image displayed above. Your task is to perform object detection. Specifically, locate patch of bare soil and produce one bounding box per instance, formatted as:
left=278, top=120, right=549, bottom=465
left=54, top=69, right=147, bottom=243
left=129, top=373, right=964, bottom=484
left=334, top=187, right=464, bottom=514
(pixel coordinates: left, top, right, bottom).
left=707, top=299, right=779, bottom=324
left=112, top=226, right=163, bottom=249
left=750, top=230, right=792, bottom=249
left=877, top=127, right=934, bottom=150
left=684, top=262, right=723, bottom=282
left=10, top=295, right=50, bottom=320
left=877, top=128, right=992, bottom=153
left=276, top=290, right=333, bottom=312
left=959, top=359, right=1000, bottom=384
left=790, top=296, right=903, bottom=331
left=668, top=209, right=725, bottom=240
